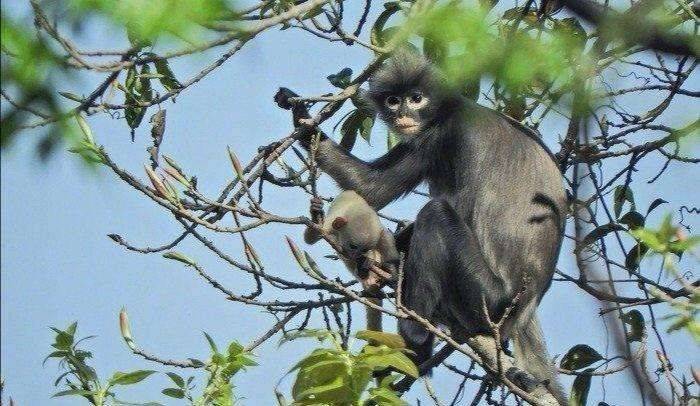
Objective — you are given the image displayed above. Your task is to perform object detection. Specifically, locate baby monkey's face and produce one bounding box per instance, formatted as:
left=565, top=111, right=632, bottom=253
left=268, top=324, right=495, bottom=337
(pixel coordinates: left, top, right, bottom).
left=356, top=250, right=390, bottom=293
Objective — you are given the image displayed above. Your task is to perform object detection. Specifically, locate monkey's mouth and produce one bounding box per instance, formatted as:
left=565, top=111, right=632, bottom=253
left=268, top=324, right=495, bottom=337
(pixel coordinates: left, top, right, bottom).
left=396, top=123, right=420, bottom=134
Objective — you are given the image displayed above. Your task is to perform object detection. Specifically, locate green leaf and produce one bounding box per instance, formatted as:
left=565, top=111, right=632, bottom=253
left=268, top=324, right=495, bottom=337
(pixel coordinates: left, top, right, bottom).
left=161, top=388, right=185, bottom=399
left=279, top=329, right=335, bottom=346
left=51, top=327, right=74, bottom=350
left=629, top=228, right=666, bottom=252
left=153, top=58, right=182, bottom=92
left=327, top=68, right=353, bottom=88
left=367, top=386, right=408, bottom=406
left=669, top=236, right=700, bottom=255
left=125, top=98, right=146, bottom=130
left=66, top=321, right=77, bottom=336
left=370, top=2, right=401, bottom=47
left=125, top=66, right=137, bottom=90
left=378, top=373, right=400, bottom=388
left=203, top=331, right=218, bottom=353
left=162, top=251, right=196, bottom=266
left=554, top=17, right=587, bottom=48
left=568, top=370, right=593, bottom=406
left=139, top=64, right=153, bottom=102
left=74, top=114, right=94, bottom=144
left=619, top=211, right=645, bottom=229
left=43, top=350, right=69, bottom=366
left=357, top=346, right=418, bottom=378
left=622, top=310, right=645, bottom=342
left=59, top=92, right=83, bottom=102
left=581, top=223, right=626, bottom=247
left=422, top=33, right=447, bottom=65
left=613, top=186, right=635, bottom=218
left=52, top=389, right=96, bottom=398
left=227, top=340, right=244, bottom=357
left=294, top=375, right=351, bottom=403
left=360, top=116, right=374, bottom=142
left=291, top=350, right=355, bottom=403
left=341, top=110, right=364, bottom=142
left=349, top=363, right=373, bottom=399
left=302, top=5, right=324, bottom=19
left=387, top=130, right=401, bottom=150
left=165, top=372, right=185, bottom=388
left=188, top=358, right=205, bottom=367
left=290, top=348, right=344, bottom=373
left=646, top=198, right=668, bottom=216
left=109, top=370, right=156, bottom=386
left=560, top=345, right=603, bottom=370
left=625, top=243, right=649, bottom=271
left=502, top=7, right=526, bottom=20
left=356, top=330, right=406, bottom=349
left=237, top=354, right=258, bottom=367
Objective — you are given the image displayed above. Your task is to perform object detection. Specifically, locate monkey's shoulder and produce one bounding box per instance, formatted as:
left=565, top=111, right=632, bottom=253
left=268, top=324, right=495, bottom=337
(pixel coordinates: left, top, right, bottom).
left=464, top=103, right=558, bottom=163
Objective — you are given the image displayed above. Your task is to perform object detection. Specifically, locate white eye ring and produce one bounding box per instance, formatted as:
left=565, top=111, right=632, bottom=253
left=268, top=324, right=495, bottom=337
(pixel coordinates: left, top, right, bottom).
left=385, top=95, right=401, bottom=110
left=407, top=93, right=429, bottom=109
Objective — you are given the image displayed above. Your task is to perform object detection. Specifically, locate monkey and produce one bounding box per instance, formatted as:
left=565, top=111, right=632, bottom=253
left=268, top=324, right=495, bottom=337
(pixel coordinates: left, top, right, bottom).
left=287, top=49, right=568, bottom=402
left=304, top=190, right=400, bottom=331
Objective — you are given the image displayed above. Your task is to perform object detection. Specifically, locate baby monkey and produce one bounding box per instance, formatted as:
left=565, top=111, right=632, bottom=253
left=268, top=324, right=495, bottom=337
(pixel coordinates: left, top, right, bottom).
left=304, top=191, right=400, bottom=331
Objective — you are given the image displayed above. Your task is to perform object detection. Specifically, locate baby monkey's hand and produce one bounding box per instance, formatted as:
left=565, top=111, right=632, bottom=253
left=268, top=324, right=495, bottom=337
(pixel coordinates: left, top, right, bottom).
left=309, top=196, right=324, bottom=225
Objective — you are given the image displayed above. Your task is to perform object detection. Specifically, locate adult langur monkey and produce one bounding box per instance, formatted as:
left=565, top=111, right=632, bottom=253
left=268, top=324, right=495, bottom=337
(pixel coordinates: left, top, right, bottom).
left=304, top=190, right=400, bottom=332
left=279, top=49, right=568, bottom=403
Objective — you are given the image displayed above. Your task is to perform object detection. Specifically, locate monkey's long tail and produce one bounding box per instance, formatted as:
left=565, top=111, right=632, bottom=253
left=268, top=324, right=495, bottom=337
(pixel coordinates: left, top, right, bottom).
left=365, top=298, right=383, bottom=331
left=512, top=314, right=568, bottom=405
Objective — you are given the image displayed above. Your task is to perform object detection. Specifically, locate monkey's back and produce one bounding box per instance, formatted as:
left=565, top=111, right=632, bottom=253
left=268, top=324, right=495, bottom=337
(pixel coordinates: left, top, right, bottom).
left=434, top=103, right=567, bottom=295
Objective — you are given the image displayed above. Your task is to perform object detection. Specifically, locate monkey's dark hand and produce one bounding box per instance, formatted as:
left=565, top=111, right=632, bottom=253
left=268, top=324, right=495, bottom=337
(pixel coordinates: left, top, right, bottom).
left=309, top=196, right=324, bottom=224
left=274, top=87, right=327, bottom=150
left=274, top=87, right=299, bottom=110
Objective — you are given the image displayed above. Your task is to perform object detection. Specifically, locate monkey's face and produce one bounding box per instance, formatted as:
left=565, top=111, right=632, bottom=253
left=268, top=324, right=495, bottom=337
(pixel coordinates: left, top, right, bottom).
left=330, top=216, right=376, bottom=259
left=381, top=91, right=431, bottom=136
left=367, top=49, right=445, bottom=138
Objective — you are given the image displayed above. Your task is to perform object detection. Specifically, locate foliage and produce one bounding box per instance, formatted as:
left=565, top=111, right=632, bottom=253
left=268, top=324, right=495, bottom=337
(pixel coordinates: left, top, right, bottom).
left=278, top=329, right=413, bottom=405
left=416, top=3, right=593, bottom=106
left=46, top=322, right=157, bottom=406
left=69, top=0, right=231, bottom=44
left=46, top=320, right=255, bottom=405
left=0, top=10, right=78, bottom=157
left=630, top=216, right=700, bottom=341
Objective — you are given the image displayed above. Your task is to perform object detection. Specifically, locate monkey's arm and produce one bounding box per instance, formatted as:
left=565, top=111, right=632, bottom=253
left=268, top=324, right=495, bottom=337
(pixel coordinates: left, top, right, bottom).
left=303, top=196, right=325, bottom=244
left=314, top=140, right=424, bottom=209
left=274, top=88, right=423, bottom=209
left=303, top=227, right=323, bottom=244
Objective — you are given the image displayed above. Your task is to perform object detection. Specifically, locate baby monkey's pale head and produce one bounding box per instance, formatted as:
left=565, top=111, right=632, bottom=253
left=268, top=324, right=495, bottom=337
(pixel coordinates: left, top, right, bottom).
left=367, top=49, right=444, bottom=137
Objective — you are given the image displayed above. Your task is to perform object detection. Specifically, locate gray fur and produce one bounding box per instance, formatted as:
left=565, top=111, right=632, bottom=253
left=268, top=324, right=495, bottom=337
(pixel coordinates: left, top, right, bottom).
left=513, top=314, right=567, bottom=402
left=304, top=191, right=399, bottom=332
left=306, top=51, right=567, bottom=402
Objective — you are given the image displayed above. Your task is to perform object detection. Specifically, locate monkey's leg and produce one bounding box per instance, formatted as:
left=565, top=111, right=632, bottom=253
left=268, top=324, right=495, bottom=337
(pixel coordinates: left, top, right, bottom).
left=399, top=198, right=510, bottom=367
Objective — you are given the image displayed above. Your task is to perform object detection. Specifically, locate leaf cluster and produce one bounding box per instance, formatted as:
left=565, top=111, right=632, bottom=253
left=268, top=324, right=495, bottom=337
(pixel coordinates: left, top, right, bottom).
left=46, top=322, right=158, bottom=406
left=279, top=329, right=415, bottom=406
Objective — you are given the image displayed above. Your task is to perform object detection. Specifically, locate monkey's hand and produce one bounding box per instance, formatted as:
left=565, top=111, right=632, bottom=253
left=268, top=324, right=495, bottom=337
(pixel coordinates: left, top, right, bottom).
left=274, top=87, right=328, bottom=149
left=273, top=87, right=300, bottom=110
left=309, top=196, right=324, bottom=224
left=359, top=257, right=394, bottom=289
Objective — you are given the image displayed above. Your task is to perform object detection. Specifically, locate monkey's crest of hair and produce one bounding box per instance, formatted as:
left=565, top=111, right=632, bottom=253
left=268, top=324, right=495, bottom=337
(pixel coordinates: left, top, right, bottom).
left=368, top=48, right=443, bottom=98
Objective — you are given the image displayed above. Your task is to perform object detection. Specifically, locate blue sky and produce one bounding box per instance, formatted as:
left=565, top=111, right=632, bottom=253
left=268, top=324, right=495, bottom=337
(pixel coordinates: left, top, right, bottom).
left=2, top=1, right=699, bottom=405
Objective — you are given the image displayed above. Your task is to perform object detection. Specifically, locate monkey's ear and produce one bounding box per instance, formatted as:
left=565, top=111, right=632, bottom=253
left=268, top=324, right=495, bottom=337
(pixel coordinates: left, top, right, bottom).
left=332, top=216, right=348, bottom=230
